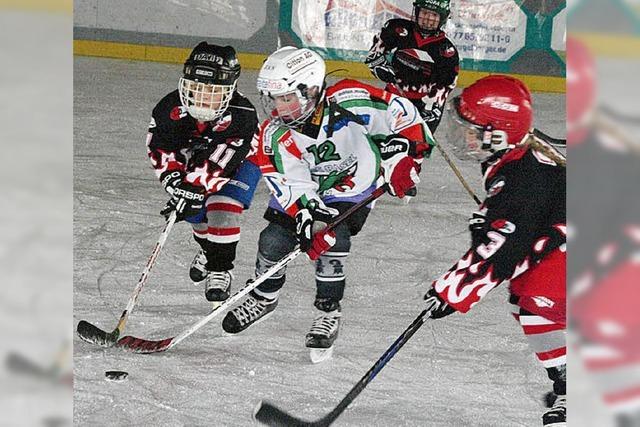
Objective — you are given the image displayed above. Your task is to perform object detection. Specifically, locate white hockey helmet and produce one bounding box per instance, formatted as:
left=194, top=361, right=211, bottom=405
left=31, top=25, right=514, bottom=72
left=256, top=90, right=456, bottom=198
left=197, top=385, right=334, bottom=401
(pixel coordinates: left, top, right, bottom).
left=257, top=47, right=326, bottom=127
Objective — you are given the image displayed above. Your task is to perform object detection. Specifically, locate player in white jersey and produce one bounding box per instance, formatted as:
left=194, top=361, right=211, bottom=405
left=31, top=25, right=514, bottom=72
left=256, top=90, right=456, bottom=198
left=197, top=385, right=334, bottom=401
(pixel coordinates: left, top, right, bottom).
left=221, top=46, right=434, bottom=361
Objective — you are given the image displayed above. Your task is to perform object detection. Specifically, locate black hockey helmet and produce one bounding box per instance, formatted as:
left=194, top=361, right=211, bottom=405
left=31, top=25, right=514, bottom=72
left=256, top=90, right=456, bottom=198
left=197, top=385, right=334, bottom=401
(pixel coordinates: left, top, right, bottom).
left=183, top=42, right=241, bottom=85
left=179, top=42, right=241, bottom=122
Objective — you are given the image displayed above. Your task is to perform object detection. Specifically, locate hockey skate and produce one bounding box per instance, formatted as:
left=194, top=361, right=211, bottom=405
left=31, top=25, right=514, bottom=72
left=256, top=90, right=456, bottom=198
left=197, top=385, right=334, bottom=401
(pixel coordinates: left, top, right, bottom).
left=543, top=394, right=566, bottom=427
left=222, top=291, right=278, bottom=334
left=306, top=301, right=341, bottom=364
left=204, top=271, right=233, bottom=303
left=189, top=249, right=210, bottom=283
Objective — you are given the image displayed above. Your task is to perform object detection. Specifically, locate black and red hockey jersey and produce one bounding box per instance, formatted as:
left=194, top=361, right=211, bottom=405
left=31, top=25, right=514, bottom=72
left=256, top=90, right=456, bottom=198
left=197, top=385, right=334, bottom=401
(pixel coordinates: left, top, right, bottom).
left=433, top=136, right=566, bottom=313
left=146, top=90, right=258, bottom=194
left=366, top=18, right=459, bottom=127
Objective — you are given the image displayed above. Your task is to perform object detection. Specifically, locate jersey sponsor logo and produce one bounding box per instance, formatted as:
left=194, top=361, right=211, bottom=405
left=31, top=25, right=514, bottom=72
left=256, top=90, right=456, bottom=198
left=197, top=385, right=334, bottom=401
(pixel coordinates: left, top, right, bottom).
left=487, top=178, right=505, bottom=197
left=281, top=134, right=295, bottom=148
left=170, top=106, right=188, bottom=121
left=490, top=219, right=516, bottom=234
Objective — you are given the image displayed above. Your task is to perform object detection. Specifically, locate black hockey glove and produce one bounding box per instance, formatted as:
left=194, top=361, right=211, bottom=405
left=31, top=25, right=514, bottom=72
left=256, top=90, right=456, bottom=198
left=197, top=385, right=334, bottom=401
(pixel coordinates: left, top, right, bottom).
left=423, top=287, right=456, bottom=319
left=373, top=65, right=397, bottom=84
left=161, top=181, right=205, bottom=221
left=294, top=200, right=339, bottom=252
left=160, top=170, right=185, bottom=195
left=366, top=53, right=397, bottom=84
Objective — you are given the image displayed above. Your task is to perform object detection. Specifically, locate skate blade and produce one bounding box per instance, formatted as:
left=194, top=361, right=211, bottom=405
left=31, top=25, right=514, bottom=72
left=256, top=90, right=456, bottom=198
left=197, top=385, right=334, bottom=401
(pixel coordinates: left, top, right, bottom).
left=309, top=346, right=334, bottom=364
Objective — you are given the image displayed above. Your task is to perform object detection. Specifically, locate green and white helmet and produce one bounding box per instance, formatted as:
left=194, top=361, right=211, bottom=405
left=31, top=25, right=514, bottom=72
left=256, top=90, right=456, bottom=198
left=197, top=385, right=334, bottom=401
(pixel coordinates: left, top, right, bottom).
left=413, top=0, right=450, bottom=34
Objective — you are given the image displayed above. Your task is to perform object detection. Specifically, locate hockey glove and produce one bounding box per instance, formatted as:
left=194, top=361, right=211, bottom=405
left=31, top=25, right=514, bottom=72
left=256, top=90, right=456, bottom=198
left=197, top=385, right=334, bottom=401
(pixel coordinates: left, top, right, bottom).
left=161, top=181, right=205, bottom=221
left=366, top=52, right=397, bottom=84
left=373, top=65, right=397, bottom=84
left=423, top=287, right=456, bottom=319
left=387, top=156, right=420, bottom=198
left=295, top=200, right=339, bottom=260
left=160, top=170, right=186, bottom=196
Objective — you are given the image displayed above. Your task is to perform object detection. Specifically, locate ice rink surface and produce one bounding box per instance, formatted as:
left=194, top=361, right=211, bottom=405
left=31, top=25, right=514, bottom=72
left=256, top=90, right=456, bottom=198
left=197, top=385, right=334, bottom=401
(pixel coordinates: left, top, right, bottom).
left=73, top=56, right=565, bottom=426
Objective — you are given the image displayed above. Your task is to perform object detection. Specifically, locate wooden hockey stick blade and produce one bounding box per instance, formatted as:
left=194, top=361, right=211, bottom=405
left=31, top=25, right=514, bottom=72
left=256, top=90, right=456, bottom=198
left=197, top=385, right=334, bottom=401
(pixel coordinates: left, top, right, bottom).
left=76, top=319, right=120, bottom=347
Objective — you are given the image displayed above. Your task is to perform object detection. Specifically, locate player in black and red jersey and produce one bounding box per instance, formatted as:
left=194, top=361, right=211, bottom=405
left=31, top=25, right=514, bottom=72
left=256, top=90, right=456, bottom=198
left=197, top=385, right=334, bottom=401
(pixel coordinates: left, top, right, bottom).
left=421, top=75, right=567, bottom=426
left=365, top=0, right=459, bottom=133
left=146, top=41, right=259, bottom=303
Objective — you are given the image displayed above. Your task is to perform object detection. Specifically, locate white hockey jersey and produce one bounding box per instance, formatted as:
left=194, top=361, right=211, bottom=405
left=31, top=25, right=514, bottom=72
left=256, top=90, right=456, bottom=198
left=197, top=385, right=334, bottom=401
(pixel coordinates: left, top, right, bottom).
left=248, top=79, right=434, bottom=216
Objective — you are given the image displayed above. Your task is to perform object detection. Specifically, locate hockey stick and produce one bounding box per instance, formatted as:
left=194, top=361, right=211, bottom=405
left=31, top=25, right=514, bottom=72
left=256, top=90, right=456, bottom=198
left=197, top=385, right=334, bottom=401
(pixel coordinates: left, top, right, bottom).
left=76, top=211, right=178, bottom=347
left=433, top=142, right=482, bottom=205
left=390, top=83, right=480, bottom=205
left=116, top=186, right=388, bottom=354
left=254, top=303, right=435, bottom=426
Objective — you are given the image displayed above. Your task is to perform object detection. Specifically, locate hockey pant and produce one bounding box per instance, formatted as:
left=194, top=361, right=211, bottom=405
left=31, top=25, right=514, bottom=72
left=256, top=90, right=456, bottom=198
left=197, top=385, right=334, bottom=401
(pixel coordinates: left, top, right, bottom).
left=509, top=248, right=567, bottom=395
left=252, top=202, right=370, bottom=301
left=571, top=225, right=640, bottom=417
left=187, top=160, right=260, bottom=272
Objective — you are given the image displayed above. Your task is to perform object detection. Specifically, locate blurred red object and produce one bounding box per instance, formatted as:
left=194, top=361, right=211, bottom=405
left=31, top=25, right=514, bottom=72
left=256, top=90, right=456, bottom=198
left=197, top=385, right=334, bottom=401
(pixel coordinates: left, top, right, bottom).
left=567, top=37, right=596, bottom=146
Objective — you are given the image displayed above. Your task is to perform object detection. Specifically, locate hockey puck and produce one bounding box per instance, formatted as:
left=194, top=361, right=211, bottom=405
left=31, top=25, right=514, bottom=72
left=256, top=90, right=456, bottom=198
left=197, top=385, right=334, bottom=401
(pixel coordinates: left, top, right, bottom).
left=105, top=370, right=128, bottom=381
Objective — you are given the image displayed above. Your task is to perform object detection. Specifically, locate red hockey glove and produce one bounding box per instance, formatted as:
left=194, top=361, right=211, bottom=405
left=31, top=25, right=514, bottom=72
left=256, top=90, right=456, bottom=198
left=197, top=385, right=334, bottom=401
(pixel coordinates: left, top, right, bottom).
left=307, top=230, right=337, bottom=261
left=424, top=287, right=456, bottom=319
left=388, top=156, right=420, bottom=198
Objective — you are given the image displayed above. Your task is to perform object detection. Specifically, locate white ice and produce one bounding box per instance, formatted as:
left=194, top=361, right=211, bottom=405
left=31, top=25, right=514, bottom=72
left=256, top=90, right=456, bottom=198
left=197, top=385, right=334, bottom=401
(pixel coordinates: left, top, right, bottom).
left=73, top=56, right=565, bottom=426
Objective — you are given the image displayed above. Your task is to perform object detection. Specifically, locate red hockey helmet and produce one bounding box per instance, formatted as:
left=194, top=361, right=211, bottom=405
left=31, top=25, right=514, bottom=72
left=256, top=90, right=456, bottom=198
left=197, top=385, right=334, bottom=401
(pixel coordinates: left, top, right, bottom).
left=566, top=37, right=596, bottom=146
left=446, top=75, right=533, bottom=161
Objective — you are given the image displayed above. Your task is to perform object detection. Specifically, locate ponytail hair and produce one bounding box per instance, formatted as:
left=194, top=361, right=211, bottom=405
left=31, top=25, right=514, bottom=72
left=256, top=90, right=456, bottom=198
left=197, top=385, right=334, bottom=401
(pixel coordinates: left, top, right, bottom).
left=519, top=133, right=566, bottom=168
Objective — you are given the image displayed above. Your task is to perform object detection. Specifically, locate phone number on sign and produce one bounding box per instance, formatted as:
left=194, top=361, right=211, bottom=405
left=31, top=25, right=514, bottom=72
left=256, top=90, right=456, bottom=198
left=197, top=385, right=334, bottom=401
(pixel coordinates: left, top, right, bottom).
left=452, top=32, right=512, bottom=44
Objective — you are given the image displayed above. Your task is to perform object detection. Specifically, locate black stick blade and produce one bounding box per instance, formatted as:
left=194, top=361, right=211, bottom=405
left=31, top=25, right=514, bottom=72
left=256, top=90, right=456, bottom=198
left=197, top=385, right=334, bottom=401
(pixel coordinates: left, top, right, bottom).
left=116, top=335, right=173, bottom=354
left=6, top=353, right=49, bottom=377
left=76, top=320, right=118, bottom=347
left=254, top=401, right=326, bottom=427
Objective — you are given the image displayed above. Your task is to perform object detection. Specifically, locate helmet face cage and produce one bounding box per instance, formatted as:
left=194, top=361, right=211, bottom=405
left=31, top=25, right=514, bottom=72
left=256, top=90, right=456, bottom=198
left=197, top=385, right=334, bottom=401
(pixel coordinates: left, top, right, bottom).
left=179, top=77, right=236, bottom=122
left=413, top=0, right=450, bottom=33
left=259, top=84, right=320, bottom=128
left=445, top=97, right=493, bottom=162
